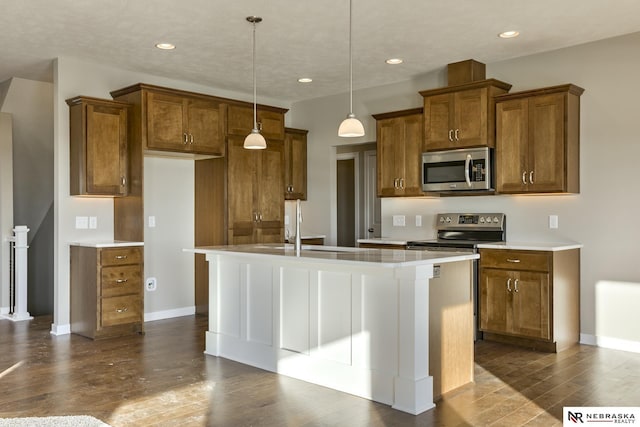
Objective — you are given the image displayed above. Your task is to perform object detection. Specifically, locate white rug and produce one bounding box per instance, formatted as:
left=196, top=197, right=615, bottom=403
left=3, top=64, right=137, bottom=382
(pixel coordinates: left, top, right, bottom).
left=0, top=416, right=110, bottom=426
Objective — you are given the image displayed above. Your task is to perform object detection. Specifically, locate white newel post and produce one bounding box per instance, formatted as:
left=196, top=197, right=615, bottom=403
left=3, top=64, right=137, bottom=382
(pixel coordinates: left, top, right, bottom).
left=4, top=226, right=33, bottom=321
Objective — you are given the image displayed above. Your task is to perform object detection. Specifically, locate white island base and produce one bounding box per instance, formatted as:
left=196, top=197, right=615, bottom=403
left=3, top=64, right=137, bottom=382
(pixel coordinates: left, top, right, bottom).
left=196, top=245, right=477, bottom=415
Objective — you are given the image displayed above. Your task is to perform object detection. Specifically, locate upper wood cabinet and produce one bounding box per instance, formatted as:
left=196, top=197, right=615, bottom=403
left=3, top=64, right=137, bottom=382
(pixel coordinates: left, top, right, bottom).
left=227, top=104, right=285, bottom=141
left=146, top=91, right=225, bottom=156
left=495, top=84, right=584, bottom=194
left=284, top=127, right=308, bottom=200
left=420, top=79, right=511, bottom=151
left=67, top=96, right=129, bottom=197
left=227, top=136, right=284, bottom=245
left=373, top=108, right=424, bottom=197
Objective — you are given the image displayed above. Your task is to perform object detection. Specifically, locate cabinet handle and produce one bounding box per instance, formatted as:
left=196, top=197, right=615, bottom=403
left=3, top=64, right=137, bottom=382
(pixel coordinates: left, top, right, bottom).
left=507, top=278, right=512, bottom=292
left=448, top=129, right=454, bottom=142
left=259, top=213, right=263, bottom=222
left=399, top=178, right=404, bottom=189
left=190, top=133, right=194, bottom=144
left=257, top=121, right=263, bottom=131
left=393, top=178, right=398, bottom=189
left=506, top=258, right=520, bottom=263
left=183, top=133, right=188, bottom=144
left=115, top=255, right=127, bottom=260
left=522, top=171, right=527, bottom=185
left=454, top=129, right=459, bottom=141
left=115, top=279, right=128, bottom=284
left=116, top=307, right=128, bottom=313
left=121, top=176, right=126, bottom=187
left=529, top=171, right=534, bottom=184
left=514, top=279, right=519, bottom=293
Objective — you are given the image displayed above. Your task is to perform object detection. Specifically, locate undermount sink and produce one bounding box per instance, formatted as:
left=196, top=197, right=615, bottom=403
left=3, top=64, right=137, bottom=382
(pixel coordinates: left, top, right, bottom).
left=253, top=244, right=362, bottom=254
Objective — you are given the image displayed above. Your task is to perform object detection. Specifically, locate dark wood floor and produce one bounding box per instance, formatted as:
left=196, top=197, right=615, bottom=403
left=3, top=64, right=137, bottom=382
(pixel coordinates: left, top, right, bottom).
left=1, top=316, right=639, bottom=427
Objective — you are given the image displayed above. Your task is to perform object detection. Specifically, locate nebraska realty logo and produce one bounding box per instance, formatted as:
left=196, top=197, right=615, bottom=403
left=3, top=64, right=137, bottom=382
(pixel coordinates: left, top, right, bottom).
left=564, top=407, right=639, bottom=425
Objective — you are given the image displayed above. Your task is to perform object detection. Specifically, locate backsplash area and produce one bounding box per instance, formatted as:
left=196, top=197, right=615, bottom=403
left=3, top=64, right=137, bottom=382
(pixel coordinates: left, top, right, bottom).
left=381, top=195, right=581, bottom=242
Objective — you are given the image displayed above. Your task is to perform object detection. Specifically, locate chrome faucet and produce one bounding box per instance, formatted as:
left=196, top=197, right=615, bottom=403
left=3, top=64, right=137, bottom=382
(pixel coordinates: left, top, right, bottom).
left=295, top=199, right=302, bottom=255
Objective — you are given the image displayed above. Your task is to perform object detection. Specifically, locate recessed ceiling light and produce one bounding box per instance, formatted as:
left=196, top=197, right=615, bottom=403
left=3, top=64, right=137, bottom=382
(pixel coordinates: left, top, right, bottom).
left=155, top=43, right=176, bottom=50
left=385, top=58, right=403, bottom=65
left=298, top=77, right=313, bottom=83
left=498, top=30, right=520, bottom=39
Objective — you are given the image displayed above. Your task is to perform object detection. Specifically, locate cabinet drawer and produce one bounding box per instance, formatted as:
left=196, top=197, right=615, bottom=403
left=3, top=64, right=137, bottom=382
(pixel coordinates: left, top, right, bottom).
left=101, top=295, right=142, bottom=327
left=480, top=249, right=550, bottom=272
left=101, top=265, right=141, bottom=297
left=100, top=247, right=142, bottom=266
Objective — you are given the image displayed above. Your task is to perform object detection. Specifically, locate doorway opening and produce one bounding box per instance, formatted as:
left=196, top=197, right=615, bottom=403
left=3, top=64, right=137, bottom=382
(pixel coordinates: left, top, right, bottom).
left=336, top=143, right=380, bottom=247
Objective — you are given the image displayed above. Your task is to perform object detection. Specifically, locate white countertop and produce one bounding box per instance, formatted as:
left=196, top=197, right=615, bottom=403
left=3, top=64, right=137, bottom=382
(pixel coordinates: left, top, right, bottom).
left=477, top=241, right=583, bottom=251
left=70, top=240, right=144, bottom=248
left=187, top=243, right=478, bottom=268
left=357, top=238, right=409, bottom=246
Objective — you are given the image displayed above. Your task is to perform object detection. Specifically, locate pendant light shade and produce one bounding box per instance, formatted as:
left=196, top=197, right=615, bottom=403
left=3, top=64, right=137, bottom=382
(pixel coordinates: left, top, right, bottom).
left=338, top=0, right=364, bottom=138
left=244, top=16, right=267, bottom=150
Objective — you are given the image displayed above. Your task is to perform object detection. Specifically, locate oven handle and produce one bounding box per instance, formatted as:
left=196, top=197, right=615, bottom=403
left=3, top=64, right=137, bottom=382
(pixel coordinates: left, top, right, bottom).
left=465, top=154, right=472, bottom=187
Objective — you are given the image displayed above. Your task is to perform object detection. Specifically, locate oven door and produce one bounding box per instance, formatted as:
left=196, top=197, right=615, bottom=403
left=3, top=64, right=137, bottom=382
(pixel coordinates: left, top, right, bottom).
left=422, top=147, right=492, bottom=192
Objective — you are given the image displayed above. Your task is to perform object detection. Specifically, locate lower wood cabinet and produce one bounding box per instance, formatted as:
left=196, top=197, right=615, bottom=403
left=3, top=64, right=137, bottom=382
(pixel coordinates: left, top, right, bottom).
left=479, top=248, right=580, bottom=352
left=70, top=245, right=144, bottom=339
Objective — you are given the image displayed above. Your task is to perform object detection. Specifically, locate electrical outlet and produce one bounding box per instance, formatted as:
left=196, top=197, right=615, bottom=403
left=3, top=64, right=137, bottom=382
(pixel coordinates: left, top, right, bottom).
left=549, top=215, right=559, bottom=229
left=392, top=215, right=406, bottom=227
left=145, top=277, right=157, bottom=291
left=89, top=216, right=97, bottom=229
left=415, top=215, right=422, bottom=227
left=75, top=216, right=88, bottom=229
left=148, top=216, right=156, bottom=228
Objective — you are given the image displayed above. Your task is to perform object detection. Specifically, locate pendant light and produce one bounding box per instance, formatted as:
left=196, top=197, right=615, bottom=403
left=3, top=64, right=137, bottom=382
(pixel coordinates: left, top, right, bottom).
left=338, top=0, right=365, bottom=138
left=244, top=16, right=267, bottom=149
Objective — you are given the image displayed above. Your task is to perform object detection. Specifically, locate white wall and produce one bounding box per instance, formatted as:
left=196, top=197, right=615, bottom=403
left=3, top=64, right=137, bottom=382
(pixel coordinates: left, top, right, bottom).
left=290, top=32, right=640, bottom=349
left=0, top=113, right=13, bottom=313
left=52, top=56, right=291, bottom=334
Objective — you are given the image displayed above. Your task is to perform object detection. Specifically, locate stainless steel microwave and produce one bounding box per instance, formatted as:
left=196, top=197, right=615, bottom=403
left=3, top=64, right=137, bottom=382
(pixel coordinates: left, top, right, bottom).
left=422, top=147, right=493, bottom=192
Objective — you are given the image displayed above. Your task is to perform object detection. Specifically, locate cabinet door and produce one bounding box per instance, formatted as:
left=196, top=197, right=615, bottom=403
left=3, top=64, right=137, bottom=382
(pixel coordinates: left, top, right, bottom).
left=284, top=130, right=307, bottom=200
left=187, top=99, right=225, bottom=156
left=376, top=118, right=404, bottom=196
left=257, top=110, right=285, bottom=140
left=227, top=136, right=258, bottom=244
left=511, top=271, right=551, bottom=340
left=454, top=88, right=487, bottom=148
left=257, top=140, right=284, bottom=242
left=401, top=113, right=424, bottom=196
left=424, top=93, right=454, bottom=151
left=528, top=93, right=566, bottom=192
left=479, top=268, right=511, bottom=334
left=85, top=103, right=128, bottom=196
left=146, top=92, right=188, bottom=151
left=227, top=105, right=284, bottom=141
left=496, top=98, right=529, bottom=193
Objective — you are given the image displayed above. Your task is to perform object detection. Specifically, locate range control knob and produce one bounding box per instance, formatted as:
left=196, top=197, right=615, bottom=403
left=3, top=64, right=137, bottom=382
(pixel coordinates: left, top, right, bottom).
left=445, top=216, right=451, bottom=223
left=439, top=217, right=445, bottom=223
left=493, top=216, right=500, bottom=223
left=479, top=217, right=485, bottom=223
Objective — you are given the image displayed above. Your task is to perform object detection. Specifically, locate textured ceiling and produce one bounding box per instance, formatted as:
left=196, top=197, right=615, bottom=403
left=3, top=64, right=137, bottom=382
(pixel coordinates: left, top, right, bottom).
left=1, top=0, right=640, bottom=103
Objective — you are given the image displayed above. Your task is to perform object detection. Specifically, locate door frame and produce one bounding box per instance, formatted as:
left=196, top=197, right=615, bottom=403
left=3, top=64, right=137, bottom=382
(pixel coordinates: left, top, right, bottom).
left=336, top=152, right=360, bottom=246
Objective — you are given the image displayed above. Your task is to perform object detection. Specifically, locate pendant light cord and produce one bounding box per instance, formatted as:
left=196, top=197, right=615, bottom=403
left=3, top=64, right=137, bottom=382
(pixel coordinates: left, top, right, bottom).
left=252, top=20, right=258, bottom=130
left=348, top=0, right=353, bottom=115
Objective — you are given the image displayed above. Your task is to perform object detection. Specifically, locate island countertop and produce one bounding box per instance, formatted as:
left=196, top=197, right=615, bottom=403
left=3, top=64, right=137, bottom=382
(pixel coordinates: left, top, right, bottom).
left=188, top=243, right=478, bottom=267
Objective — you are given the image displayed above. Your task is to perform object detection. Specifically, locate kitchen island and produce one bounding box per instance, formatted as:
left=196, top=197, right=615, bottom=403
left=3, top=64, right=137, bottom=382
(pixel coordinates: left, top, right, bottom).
left=189, top=244, right=478, bottom=415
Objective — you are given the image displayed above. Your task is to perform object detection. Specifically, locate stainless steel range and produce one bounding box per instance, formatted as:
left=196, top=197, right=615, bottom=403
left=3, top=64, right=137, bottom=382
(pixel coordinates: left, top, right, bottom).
left=407, top=213, right=506, bottom=340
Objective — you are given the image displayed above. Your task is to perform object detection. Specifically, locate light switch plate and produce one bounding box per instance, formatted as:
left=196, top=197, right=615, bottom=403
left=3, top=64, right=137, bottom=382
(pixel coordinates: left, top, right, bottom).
left=75, top=216, right=88, bottom=229
left=148, top=216, right=156, bottom=228
left=415, top=215, right=422, bottom=227
left=549, top=215, right=559, bottom=229
left=392, top=215, right=406, bottom=227
left=89, top=216, right=97, bottom=229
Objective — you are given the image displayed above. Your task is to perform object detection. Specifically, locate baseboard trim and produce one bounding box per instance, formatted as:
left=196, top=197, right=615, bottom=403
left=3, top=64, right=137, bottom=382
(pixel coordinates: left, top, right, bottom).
left=144, top=306, right=195, bottom=322
left=580, top=333, right=640, bottom=354
left=50, top=323, right=71, bottom=336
